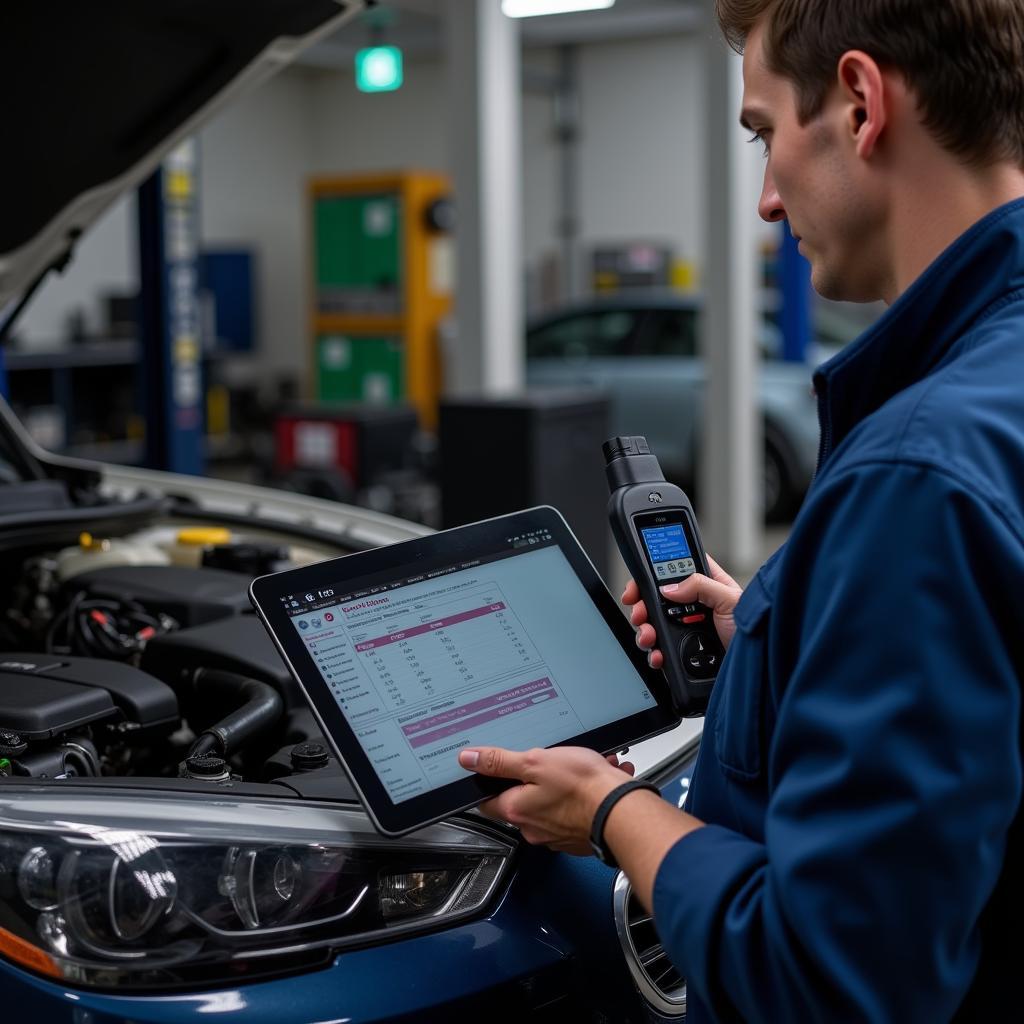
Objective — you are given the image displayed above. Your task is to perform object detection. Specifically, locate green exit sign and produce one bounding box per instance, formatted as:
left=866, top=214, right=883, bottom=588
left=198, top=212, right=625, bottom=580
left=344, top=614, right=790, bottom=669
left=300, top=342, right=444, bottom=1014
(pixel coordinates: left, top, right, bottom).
left=355, top=46, right=403, bottom=93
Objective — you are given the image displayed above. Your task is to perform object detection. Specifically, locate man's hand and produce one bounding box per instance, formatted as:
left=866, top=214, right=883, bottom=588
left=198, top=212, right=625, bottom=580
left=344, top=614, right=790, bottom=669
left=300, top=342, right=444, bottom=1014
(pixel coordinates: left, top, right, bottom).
left=457, top=746, right=634, bottom=855
left=458, top=745, right=703, bottom=909
left=622, top=553, right=743, bottom=668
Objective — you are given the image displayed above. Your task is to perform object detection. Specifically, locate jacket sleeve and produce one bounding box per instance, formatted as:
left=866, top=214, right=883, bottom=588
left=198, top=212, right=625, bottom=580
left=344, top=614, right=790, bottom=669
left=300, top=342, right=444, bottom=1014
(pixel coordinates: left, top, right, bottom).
left=652, top=461, right=1022, bottom=1022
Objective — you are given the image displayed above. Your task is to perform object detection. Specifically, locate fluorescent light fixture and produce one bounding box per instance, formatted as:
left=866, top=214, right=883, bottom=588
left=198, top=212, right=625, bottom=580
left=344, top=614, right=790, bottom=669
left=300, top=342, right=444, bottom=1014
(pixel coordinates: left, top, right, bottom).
left=502, top=0, right=616, bottom=17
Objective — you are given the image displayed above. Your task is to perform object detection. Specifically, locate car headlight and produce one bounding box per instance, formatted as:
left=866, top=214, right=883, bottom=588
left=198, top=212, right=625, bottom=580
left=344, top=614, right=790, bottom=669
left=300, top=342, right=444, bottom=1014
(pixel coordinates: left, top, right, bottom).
left=0, top=787, right=513, bottom=990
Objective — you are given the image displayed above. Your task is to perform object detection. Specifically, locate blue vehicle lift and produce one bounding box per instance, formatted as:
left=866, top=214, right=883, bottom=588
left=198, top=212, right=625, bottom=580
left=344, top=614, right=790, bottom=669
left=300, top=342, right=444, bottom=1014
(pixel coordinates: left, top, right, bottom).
left=137, top=141, right=205, bottom=476
left=780, top=219, right=812, bottom=362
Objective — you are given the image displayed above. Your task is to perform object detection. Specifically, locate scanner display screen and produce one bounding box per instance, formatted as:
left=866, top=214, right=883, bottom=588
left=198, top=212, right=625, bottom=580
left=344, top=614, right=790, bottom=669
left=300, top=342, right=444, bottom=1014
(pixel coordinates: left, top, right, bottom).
left=640, top=522, right=696, bottom=582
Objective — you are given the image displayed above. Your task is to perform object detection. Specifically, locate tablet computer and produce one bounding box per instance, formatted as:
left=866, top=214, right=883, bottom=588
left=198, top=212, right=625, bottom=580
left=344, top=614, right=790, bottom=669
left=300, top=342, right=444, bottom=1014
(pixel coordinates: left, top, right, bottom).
left=249, top=506, right=680, bottom=836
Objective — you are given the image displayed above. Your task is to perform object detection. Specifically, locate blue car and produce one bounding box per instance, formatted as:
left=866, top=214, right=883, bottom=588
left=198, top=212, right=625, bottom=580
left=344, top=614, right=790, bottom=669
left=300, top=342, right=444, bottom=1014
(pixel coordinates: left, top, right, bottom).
left=0, top=3, right=702, bottom=1019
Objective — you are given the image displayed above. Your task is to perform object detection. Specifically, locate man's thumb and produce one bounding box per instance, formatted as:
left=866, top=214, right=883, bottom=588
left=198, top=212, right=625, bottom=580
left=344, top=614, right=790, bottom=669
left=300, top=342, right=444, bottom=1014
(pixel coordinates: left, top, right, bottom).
left=660, top=573, right=734, bottom=613
left=458, top=746, right=524, bottom=779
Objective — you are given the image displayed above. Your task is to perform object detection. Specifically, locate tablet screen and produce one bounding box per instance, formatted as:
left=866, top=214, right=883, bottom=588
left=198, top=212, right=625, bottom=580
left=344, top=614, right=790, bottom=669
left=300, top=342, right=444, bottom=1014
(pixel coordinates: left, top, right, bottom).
left=280, top=534, right=657, bottom=805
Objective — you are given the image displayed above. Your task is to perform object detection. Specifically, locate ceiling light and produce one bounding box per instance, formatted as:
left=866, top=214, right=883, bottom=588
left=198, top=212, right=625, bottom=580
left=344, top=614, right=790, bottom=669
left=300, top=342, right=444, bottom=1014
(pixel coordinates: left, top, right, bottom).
left=502, top=0, right=616, bottom=18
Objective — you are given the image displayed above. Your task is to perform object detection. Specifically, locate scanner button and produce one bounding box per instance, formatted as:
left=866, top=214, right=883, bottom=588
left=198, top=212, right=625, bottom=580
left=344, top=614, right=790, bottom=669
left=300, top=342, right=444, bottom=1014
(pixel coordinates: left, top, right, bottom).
left=682, top=613, right=706, bottom=624
left=683, top=604, right=699, bottom=614
left=666, top=606, right=684, bottom=618
left=680, top=632, right=717, bottom=679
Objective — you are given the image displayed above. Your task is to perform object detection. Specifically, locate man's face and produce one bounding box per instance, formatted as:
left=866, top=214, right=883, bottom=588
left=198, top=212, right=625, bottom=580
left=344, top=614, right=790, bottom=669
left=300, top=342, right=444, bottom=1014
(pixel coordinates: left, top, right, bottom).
left=740, top=24, right=885, bottom=302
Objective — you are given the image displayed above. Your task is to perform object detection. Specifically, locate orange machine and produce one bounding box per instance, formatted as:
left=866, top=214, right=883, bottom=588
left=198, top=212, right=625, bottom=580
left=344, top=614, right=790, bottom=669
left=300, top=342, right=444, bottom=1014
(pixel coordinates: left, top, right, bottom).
left=308, top=172, right=452, bottom=428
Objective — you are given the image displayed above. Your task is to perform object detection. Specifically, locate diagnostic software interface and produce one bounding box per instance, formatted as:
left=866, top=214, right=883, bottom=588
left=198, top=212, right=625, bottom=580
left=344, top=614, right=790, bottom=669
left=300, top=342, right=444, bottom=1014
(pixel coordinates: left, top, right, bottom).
left=284, top=533, right=655, bottom=804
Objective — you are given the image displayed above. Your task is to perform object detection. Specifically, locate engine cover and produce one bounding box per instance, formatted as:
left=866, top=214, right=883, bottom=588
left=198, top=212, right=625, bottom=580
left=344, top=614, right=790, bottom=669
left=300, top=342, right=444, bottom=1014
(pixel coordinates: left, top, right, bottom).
left=65, top=565, right=252, bottom=627
left=0, top=655, right=178, bottom=739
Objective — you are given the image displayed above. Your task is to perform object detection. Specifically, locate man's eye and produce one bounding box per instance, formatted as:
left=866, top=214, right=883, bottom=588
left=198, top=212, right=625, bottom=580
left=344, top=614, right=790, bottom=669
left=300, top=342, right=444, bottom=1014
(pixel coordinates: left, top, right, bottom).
left=747, top=131, right=769, bottom=157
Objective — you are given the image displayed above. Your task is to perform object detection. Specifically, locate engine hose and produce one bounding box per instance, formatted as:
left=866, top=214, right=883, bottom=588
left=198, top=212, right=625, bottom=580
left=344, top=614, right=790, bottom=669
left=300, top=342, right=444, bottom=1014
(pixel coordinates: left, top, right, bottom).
left=187, top=669, right=284, bottom=760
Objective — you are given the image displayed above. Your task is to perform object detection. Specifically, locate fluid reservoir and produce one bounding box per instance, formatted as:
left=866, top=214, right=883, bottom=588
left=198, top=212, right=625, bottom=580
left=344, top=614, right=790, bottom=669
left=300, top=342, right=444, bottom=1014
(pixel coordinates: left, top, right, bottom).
left=56, top=532, right=171, bottom=581
left=167, top=527, right=233, bottom=567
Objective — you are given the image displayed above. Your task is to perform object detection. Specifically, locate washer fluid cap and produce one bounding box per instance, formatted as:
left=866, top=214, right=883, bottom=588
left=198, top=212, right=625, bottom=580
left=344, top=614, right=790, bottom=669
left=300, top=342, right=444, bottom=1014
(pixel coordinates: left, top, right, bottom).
left=291, top=742, right=330, bottom=771
left=184, top=752, right=231, bottom=781
left=176, top=527, right=232, bottom=546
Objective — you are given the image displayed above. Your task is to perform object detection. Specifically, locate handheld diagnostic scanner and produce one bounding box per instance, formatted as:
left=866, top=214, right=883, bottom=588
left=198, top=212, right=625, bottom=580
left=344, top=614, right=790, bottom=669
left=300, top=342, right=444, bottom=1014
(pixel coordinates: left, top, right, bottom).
left=603, top=435, right=723, bottom=717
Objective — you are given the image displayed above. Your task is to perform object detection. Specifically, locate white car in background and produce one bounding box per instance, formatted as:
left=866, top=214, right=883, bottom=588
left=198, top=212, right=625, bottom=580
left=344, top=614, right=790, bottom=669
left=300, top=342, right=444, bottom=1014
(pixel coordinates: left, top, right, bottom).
left=526, top=293, right=858, bottom=521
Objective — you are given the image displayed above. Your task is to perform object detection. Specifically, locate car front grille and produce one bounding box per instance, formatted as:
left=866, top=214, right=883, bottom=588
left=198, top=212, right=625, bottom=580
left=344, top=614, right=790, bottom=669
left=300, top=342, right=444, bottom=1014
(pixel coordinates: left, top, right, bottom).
left=613, top=871, right=686, bottom=1018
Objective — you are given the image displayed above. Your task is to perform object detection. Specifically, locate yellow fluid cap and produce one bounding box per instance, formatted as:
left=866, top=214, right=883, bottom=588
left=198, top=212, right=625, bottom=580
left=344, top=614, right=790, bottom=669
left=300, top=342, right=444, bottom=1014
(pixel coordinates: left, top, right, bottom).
left=176, top=527, right=232, bottom=547
left=78, top=532, right=110, bottom=551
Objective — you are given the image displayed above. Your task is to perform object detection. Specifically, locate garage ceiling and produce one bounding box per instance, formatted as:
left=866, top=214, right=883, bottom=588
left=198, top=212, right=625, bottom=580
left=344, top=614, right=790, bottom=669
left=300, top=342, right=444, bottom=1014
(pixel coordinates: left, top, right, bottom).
left=297, top=0, right=704, bottom=69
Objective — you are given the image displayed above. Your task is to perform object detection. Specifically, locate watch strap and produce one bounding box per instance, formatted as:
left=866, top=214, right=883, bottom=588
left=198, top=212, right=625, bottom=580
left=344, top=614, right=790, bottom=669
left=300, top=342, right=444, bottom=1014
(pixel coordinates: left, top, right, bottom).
left=589, top=779, right=660, bottom=869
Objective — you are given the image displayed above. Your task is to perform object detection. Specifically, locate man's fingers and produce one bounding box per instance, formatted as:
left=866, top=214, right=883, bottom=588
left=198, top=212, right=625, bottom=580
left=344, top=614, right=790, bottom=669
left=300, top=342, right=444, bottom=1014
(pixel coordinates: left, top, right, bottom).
left=629, top=599, right=648, bottom=627
left=706, top=553, right=740, bottom=590
left=621, top=579, right=641, bottom=605
left=635, top=623, right=658, bottom=650
left=459, top=746, right=529, bottom=780
left=476, top=792, right=522, bottom=822
left=634, top=624, right=664, bottom=667
left=659, top=573, right=735, bottom=613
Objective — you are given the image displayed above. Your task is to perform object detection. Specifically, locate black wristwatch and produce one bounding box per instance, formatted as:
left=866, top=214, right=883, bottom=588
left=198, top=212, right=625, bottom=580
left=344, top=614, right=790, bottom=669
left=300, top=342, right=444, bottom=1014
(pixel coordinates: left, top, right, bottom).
left=589, top=779, right=660, bottom=869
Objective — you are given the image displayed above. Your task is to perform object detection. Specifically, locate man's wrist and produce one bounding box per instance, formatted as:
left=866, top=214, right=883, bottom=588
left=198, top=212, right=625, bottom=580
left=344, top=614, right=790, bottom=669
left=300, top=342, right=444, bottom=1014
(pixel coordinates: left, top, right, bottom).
left=589, top=779, right=661, bottom=868
left=581, top=770, right=633, bottom=833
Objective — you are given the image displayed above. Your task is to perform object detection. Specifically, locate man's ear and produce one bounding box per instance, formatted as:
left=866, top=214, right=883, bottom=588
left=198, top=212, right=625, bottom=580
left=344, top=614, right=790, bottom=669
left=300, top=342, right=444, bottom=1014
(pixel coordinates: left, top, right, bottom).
left=836, top=50, right=886, bottom=159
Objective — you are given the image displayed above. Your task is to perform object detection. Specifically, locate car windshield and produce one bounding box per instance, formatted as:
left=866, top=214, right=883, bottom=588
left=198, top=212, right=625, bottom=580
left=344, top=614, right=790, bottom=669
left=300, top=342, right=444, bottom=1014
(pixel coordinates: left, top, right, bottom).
left=527, top=309, right=638, bottom=359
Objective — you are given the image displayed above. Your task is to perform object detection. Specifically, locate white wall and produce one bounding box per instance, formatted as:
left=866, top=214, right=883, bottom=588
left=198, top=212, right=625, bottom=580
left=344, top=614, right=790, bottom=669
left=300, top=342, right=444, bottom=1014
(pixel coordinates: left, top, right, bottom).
left=198, top=69, right=318, bottom=375
left=310, top=57, right=449, bottom=173
left=17, top=195, right=136, bottom=345
left=575, top=33, right=706, bottom=279
left=304, top=34, right=712, bottom=306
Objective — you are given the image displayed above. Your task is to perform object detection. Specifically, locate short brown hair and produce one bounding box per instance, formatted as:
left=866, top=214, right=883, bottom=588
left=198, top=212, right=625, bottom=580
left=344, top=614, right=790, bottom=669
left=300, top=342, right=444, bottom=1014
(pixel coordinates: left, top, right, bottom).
left=716, top=0, right=1024, bottom=167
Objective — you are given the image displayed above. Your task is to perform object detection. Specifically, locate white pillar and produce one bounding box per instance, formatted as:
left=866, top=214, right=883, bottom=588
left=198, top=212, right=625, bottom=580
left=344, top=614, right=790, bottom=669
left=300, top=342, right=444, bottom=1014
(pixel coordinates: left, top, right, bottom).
left=700, top=32, right=762, bottom=572
left=445, top=0, right=524, bottom=394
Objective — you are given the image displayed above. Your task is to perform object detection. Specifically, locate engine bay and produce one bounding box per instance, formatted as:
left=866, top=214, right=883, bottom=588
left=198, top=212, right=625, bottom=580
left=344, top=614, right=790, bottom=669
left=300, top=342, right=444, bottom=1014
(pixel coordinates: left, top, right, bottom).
left=0, top=524, right=354, bottom=795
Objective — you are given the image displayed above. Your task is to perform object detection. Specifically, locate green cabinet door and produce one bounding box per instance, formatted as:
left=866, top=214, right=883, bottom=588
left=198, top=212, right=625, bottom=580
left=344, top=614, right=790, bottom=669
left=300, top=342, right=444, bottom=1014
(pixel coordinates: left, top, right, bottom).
left=316, top=335, right=403, bottom=403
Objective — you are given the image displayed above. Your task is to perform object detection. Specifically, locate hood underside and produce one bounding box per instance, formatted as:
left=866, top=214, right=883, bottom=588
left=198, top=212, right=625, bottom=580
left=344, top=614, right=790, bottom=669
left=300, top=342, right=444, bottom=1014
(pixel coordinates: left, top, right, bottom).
left=0, top=0, right=363, bottom=310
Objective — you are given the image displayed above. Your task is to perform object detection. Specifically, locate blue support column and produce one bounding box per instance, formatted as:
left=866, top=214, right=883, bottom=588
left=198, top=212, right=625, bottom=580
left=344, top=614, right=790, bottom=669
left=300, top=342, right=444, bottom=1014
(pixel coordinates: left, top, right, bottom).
left=780, top=219, right=812, bottom=362
left=137, top=140, right=205, bottom=475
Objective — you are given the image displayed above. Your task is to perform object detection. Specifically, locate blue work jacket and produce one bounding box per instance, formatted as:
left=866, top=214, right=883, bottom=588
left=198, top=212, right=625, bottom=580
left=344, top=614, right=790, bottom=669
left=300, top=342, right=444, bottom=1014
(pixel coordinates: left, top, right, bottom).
left=654, top=198, right=1024, bottom=1022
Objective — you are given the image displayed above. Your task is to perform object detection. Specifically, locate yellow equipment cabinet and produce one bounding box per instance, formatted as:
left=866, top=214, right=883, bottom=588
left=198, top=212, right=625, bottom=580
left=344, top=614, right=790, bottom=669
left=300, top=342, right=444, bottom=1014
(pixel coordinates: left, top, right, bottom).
left=309, top=172, right=452, bottom=428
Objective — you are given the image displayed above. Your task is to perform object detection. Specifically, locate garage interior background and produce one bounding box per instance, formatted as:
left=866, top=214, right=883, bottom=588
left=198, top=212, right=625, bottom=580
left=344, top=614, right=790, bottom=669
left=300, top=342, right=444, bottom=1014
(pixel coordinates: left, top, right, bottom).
left=0, top=0, right=881, bottom=579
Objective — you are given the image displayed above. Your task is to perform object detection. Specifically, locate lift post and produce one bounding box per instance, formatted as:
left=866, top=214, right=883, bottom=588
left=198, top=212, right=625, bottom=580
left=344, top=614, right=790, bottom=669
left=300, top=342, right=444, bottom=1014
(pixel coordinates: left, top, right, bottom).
left=137, top=140, right=205, bottom=476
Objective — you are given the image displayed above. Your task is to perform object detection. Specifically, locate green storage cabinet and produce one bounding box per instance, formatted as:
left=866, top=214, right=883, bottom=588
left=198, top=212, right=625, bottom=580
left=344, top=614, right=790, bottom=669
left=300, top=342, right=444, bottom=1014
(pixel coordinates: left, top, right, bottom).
left=314, top=193, right=402, bottom=314
left=316, top=335, right=403, bottom=403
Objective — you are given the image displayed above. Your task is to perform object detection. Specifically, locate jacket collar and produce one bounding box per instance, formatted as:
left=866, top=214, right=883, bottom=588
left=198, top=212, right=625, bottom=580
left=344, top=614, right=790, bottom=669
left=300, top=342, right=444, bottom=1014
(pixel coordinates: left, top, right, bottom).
left=813, top=196, right=1024, bottom=467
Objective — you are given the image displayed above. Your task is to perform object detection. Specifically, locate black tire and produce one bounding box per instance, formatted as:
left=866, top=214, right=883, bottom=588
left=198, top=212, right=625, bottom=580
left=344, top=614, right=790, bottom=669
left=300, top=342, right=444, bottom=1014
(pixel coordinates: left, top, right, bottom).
left=681, top=427, right=804, bottom=523
left=763, top=435, right=800, bottom=523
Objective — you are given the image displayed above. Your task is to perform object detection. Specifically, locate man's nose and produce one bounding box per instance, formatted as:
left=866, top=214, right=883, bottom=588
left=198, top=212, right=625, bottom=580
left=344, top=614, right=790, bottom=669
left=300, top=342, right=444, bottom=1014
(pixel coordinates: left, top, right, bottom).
left=758, top=166, right=786, bottom=223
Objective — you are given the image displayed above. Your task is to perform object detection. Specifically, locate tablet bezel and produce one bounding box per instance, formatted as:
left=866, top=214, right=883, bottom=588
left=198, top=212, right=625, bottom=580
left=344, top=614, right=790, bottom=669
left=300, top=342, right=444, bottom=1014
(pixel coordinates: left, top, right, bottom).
left=249, top=506, right=681, bottom=836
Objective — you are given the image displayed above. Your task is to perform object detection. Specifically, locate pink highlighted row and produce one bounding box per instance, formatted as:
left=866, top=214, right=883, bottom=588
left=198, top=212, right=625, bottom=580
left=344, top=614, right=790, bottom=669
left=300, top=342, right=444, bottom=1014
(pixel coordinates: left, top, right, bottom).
left=402, top=677, right=553, bottom=736
left=355, top=602, right=507, bottom=652
left=406, top=679, right=558, bottom=750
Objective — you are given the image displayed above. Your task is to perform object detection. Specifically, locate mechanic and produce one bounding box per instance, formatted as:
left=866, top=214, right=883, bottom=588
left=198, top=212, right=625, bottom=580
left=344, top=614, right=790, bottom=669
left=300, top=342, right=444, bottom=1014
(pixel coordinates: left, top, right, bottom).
left=456, top=1, right=1024, bottom=1020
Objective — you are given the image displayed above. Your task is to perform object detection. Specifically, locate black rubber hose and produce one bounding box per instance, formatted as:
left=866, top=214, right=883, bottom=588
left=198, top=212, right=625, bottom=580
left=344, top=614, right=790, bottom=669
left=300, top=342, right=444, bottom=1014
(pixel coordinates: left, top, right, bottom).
left=187, top=669, right=284, bottom=760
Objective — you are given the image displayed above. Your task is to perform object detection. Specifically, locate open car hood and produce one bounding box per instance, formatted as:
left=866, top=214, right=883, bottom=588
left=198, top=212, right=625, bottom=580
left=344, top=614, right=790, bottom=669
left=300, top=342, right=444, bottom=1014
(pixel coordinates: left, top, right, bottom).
left=0, top=0, right=364, bottom=311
